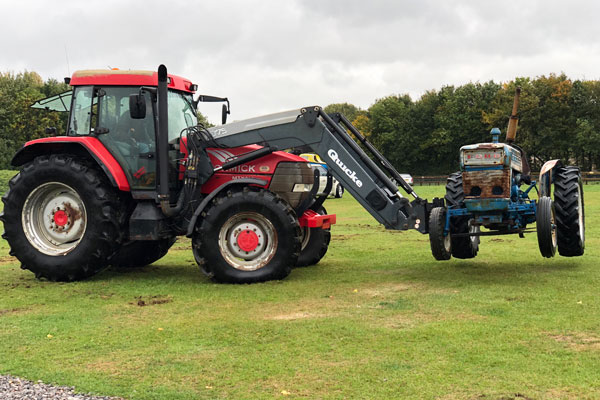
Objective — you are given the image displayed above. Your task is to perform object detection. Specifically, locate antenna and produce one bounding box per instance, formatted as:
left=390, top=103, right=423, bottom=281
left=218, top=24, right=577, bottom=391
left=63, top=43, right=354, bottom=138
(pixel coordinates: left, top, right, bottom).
left=64, top=44, right=70, bottom=76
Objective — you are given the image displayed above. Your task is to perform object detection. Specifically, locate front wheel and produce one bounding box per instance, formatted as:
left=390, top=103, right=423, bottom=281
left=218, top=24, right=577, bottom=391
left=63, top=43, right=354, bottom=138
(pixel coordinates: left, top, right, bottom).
left=334, top=184, right=344, bottom=198
left=296, top=207, right=331, bottom=267
left=537, top=196, right=557, bottom=258
left=192, top=188, right=301, bottom=283
left=429, top=207, right=451, bottom=261
left=0, top=155, right=124, bottom=281
left=451, top=218, right=480, bottom=259
left=444, top=172, right=479, bottom=258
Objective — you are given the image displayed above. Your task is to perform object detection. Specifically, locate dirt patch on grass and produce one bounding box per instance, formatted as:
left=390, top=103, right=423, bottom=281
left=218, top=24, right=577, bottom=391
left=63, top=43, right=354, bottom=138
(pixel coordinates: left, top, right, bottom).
left=542, top=388, right=580, bottom=399
left=131, top=295, right=173, bottom=307
left=0, top=255, right=17, bottom=265
left=547, top=332, right=600, bottom=351
left=85, top=360, right=122, bottom=374
left=376, top=313, right=426, bottom=329
left=268, top=311, right=326, bottom=321
left=360, top=282, right=457, bottom=298
left=0, top=307, right=31, bottom=317
left=361, top=283, right=415, bottom=297
left=333, top=234, right=361, bottom=240
left=5, top=282, right=32, bottom=289
left=440, top=393, right=533, bottom=400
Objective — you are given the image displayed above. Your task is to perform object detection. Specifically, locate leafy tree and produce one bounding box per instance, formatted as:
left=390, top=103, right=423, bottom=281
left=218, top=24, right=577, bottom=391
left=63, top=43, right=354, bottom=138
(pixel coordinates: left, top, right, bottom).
left=197, top=111, right=213, bottom=127
left=0, top=72, right=67, bottom=169
left=572, top=80, right=600, bottom=170
left=324, top=102, right=364, bottom=122
left=352, top=113, right=371, bottom=137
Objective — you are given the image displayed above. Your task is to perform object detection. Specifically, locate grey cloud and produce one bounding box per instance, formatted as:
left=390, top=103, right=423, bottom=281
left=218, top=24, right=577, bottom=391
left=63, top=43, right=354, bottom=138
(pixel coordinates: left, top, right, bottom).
left=1, top=0, right=600, bottom=122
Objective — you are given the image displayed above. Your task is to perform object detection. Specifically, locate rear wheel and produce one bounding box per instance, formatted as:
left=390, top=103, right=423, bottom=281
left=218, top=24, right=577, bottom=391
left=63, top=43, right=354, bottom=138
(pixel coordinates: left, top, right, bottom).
left=192, top=187, right=301, bottom=283
left=111, top=237, right=177, bottom=268
left=554, top=167, right=585, bottom=256
left=445, top=172, right=479, bottom=258
left=451, top=218, right=480, bottom=259
left=0, top=155, right=124, bottom=281
left=429, top=207, right=451, bottom=260
left=296, top=207, right=331, bottom=267
left=537, top=196, right=557, bottom=258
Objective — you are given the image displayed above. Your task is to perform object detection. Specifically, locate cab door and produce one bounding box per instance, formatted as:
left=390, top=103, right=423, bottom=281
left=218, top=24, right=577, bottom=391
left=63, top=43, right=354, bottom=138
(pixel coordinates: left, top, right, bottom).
left=96, top=87, right=157, bottom=190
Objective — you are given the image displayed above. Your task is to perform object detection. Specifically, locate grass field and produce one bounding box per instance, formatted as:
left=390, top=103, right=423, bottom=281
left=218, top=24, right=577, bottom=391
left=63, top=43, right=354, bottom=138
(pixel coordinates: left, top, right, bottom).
left=0, top=172, right=599, bottom=399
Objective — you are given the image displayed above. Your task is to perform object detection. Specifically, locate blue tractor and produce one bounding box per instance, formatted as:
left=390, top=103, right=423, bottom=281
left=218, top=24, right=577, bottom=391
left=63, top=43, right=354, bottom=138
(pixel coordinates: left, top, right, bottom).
left=428, top=88, right=585, bottom=260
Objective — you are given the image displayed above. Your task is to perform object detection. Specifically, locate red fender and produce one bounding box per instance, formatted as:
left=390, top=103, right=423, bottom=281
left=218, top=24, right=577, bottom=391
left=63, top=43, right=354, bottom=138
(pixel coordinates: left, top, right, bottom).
left=12, top=137, right=130, bottom=191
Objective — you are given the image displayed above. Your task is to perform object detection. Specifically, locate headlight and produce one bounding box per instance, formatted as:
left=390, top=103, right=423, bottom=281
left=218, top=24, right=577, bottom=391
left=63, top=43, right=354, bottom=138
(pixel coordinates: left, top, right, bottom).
left=292, top=183, right=313, bottom=192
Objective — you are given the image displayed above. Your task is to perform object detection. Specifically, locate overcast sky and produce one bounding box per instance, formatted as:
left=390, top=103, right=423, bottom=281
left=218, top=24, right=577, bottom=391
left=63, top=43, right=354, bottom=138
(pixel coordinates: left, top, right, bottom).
left=2, top=0, right=600, bottom=122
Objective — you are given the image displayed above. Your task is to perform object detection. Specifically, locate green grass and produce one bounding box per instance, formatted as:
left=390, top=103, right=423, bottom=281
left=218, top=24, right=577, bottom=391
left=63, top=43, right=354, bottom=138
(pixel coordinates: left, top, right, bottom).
left=0, top=170, right=16, bottom=195
left=1, top=179, right=599, bottom=399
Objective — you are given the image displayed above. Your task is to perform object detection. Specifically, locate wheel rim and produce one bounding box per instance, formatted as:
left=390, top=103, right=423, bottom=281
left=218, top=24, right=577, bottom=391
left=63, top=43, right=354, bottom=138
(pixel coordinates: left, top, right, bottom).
left=21, top=182, right=87, bottom=256
left=443, top=232, right=451, bottom=252
left=578, top=184, right=585, bottom=243
left=300, top=226, right=311, bottom=251
left=468, top=220, right=480, bottom=247
left=218, top=212, right=277, bottom=271
left=550, top=202, right=557, bottom=248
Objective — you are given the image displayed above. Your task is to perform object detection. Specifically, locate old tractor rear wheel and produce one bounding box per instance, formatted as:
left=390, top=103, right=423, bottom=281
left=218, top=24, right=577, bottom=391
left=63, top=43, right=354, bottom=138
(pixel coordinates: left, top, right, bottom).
left=192, top=187, right=301, bottom=283
left=554, top=167, right=585, bottom=256
left=296, top=206, right=331, bottom=267
left=445, top=172, right=479, bottom=258
left=0, top=155, right=124, bottom=281
left=429, top=207, right=452, bottom=260
left=111, top=237, right=177, bottom=268
left=537, top=196, right=557, bottom=258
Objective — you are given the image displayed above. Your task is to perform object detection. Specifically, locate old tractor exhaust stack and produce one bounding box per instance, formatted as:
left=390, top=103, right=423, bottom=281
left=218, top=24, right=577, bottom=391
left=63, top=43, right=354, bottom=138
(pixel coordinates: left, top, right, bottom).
left=505, top=87, right=521, bottom=144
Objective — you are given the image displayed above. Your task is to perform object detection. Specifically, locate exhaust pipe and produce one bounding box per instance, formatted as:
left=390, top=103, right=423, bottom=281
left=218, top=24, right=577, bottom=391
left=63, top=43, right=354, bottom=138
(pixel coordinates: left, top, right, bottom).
left=157, top=64, right=184, bottom=216
left=505, top=87, right=521, bottom=144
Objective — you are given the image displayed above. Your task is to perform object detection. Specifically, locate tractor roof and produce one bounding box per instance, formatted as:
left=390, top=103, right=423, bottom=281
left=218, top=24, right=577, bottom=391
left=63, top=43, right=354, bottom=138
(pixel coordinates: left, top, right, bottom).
left=69, top=69, right=196, bottom=93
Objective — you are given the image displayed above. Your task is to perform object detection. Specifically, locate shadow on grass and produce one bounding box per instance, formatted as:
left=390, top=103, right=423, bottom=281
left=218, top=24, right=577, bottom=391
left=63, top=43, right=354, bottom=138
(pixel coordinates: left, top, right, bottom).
left=96, top=263, right=209, bottom=284
left=396, top=258, right=583, bottom=288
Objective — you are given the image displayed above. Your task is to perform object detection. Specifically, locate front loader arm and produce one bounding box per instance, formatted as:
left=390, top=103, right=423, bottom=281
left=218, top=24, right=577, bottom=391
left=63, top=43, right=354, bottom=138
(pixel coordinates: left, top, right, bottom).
left=206, top=106, right=438, bottom=233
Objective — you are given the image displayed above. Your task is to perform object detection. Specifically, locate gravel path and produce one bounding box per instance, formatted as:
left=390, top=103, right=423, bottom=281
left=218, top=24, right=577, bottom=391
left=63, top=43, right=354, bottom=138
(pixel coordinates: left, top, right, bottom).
left=0, top=375, right=124, bottom=400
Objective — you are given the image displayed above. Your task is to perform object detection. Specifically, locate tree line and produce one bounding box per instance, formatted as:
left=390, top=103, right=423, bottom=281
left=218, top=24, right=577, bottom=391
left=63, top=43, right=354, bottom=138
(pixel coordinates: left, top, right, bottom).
left=326, top=74, right=600, bottom=174
left=1, top=71, right=599, bottom=174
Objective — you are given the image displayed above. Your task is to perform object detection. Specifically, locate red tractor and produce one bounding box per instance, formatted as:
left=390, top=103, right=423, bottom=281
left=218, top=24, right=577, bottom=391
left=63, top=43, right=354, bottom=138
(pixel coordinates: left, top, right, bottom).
left=1, top=67, right=336, bottom=283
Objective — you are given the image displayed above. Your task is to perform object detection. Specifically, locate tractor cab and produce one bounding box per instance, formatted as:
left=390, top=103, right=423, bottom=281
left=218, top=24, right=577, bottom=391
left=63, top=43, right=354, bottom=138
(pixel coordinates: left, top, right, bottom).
left=66, top=70, right=198, bottom=190
left=30, top=69, right=200, bottom=192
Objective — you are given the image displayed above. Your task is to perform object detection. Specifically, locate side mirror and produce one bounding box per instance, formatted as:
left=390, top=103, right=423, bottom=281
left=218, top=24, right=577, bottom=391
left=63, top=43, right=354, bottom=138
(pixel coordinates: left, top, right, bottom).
left=45, top=127, right=57, bottom=135
left=221, top=104, right=228, bottom=125
left=129, top=94, right=146, bottom=119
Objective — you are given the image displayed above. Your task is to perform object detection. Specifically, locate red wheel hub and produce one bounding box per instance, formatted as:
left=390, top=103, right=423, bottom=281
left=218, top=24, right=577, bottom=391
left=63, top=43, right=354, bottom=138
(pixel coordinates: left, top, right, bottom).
left=53, top=210, right=68, bottom=227
left=237, top=230, right=259, bottom=252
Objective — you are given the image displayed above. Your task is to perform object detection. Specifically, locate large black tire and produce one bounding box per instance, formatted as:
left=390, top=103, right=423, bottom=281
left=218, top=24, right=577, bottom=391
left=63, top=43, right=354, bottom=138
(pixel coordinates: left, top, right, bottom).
left=444, top=172, right=465, bottom=207
left=111, top=237, right=177, bottom=268
left=0, top=155, right=124, bottom=281
left=429, top=207, right=452, bottom=260
left=537, top=196, right=557, bottom=258
left=445, top=172, right=479, bottom=259
left=192, top=187, right=301, bottom=283
left=296, top=206, right=331, bottom=267
left=554, top=167, right=585, bottom=256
